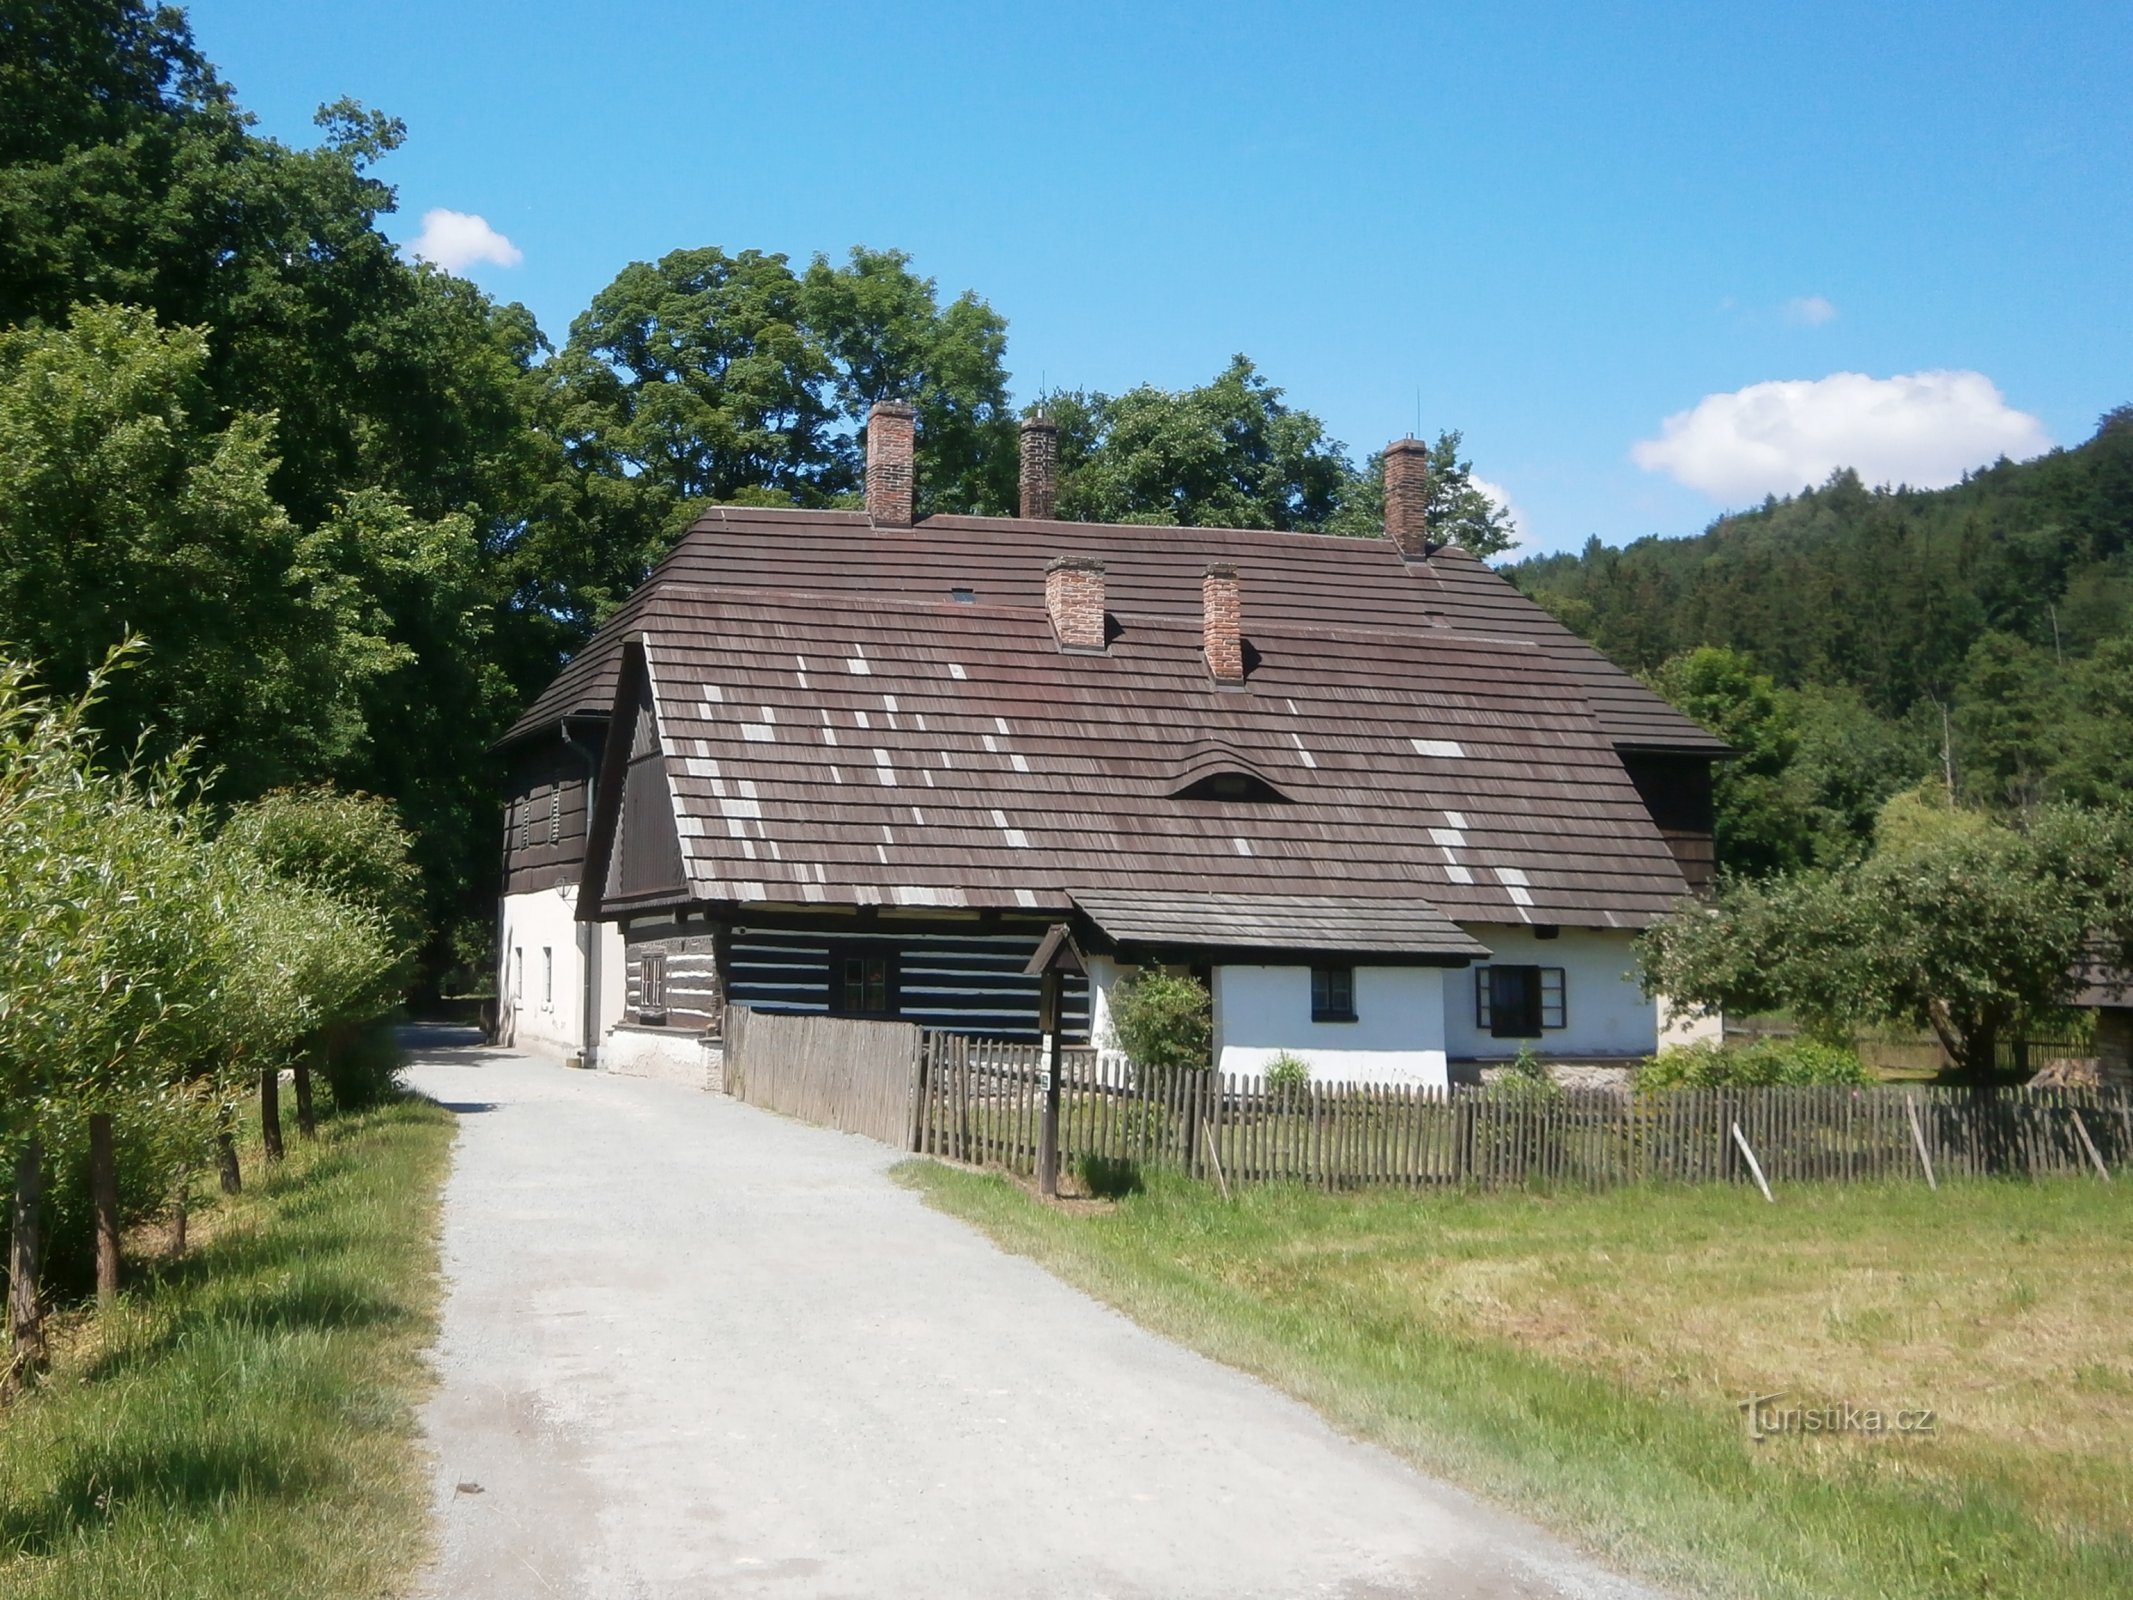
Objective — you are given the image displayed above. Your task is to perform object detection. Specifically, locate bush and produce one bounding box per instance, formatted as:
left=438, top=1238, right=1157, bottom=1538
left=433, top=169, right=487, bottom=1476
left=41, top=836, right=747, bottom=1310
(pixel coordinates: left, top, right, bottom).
left=4, top=1090, right=214, bottom=1298
left=1638, top=1037, right=1868, bottom=1091
left=1110, top=970, right=1212, bottom=1072
left=320, top=1017, right=406, bottom=1112
left=1076, top=1154, right=1144, bottom=1199
left=1264, top=1051, right=1310, bottom=1098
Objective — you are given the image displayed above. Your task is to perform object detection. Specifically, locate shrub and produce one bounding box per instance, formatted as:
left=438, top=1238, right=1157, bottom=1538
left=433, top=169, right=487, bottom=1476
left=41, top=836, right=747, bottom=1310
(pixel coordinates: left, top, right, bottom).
left=1076, top=1154, right=1144, bottom=1199
left=1638, top=1037, right=1868, bottom=1091
left=1110, top=970, right=1212, bottom=1073
left=7, top=1090, right=214, bottom=1298
left=1264, top=1051, right=1310, bottom=1098
left=320, top=1016, right=406, bottom=1112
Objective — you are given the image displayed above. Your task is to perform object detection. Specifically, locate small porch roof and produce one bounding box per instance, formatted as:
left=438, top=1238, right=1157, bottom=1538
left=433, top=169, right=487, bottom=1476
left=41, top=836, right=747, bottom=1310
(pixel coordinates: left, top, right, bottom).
left=1070, top=889, right=1489, bottom=964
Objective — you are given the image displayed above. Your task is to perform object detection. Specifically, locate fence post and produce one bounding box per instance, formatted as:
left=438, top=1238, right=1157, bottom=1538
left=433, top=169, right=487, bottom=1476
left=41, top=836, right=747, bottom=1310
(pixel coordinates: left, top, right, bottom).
left=909, top=1031, right=931, bottom=1153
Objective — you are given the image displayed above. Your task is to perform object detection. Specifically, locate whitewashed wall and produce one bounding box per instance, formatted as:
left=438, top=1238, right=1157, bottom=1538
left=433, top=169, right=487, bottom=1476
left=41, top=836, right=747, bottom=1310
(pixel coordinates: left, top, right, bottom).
left=1441, top=925, right=1656, bottom=1060
left=497, top=886, right=624, bottom=1064
left=1212, top=965, right=1449, bottom=1087
left=1086, top=954, right=1126, bottom=1051
left=600, top=1024, right=720, bottom=1089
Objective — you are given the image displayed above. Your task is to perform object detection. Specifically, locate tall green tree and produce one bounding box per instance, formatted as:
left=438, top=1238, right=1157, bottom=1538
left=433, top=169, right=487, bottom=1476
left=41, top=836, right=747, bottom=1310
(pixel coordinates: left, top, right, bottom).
left=1650, top=647, right=1811, bottom=876
left=1050, top=356, right=1355, bottom=531
left=1, top=2, right=558, bottom=969
left=543, top=244, right=1017, bottom=617
left=0, top=303, right=406, bottom=792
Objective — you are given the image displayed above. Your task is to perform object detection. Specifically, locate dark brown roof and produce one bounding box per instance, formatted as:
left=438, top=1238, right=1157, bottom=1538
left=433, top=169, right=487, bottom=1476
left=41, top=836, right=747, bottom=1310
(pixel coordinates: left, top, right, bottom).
left=1070, top=889, right=1488, bottom=959
left=504, top=507, right=1728, bottom=755
left=2073, top=953, right=2133, bottom=1009
left=621, top=588, right=1694, bottom=930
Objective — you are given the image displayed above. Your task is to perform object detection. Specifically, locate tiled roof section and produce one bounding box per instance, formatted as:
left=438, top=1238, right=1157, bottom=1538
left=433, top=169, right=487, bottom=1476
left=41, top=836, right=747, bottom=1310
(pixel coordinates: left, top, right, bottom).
left=2073, top=952, right=2133, bottom=1009
left=629, top=589, right=1693, bottom=930
left=1401, top=547, right=1731, bottom=752
left=1071, top=889, right=1488, bottom=959
left=501, top=507, right=1728, bottom=754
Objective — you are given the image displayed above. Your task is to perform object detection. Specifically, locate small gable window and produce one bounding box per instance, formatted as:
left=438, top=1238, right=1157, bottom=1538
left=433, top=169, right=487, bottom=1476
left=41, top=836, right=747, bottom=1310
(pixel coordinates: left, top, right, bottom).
left=1311, top=965, right=1356, bottom=1023
left=1475, top=965, right=1566, bottom=1038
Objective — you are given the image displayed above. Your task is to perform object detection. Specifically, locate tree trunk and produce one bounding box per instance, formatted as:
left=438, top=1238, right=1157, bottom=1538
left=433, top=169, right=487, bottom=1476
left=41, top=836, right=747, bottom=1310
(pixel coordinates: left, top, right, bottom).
left=1958, top=1021, right=2000, bottom=1087
left=260, top=1068, right=285, bottom=1163
left=216, top=1121, right=242, bottom=1195
left=169, top=1169, right=189, bottom=1257
left=7, top=1136, right=46, bottom=1377
left=293, top=1055, right=317, bottom=1140
left=90, top=1112, right=120, bottom=1307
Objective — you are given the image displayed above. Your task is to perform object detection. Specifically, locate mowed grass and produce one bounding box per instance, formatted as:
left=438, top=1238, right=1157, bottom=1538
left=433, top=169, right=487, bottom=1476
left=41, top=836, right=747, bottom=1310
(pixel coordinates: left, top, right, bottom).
left=0, top=1097, right=453, bottom=1600
left=899, top=1163, right=2133, bottom=1600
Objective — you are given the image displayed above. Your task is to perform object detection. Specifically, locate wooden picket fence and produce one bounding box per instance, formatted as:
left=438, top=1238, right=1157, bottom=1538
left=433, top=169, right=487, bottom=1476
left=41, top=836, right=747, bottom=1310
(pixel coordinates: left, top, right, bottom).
left=909, top=1033, right=2132, bottom=1191
left=722, top=1009, right=2130, bottom=1191
left=722, top=1005, right=920, bottom=1147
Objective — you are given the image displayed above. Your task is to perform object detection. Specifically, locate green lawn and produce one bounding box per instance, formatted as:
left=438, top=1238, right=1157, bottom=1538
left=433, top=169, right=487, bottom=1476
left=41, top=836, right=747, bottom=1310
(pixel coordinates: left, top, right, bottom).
left=0, top=1097, right=453, bottom=1600
left=900, top=1163, right=2133, bottom=1600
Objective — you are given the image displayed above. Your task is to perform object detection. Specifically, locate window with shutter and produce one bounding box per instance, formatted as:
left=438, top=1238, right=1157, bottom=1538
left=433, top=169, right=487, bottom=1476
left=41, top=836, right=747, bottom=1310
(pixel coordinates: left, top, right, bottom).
left=1476, top=965, right=1567, bottom=1038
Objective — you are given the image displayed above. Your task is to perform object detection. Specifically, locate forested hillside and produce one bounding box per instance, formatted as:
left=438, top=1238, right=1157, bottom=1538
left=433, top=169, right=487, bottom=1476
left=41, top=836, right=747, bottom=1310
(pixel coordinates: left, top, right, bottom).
left=1509, top=412, right=2133, bottom=872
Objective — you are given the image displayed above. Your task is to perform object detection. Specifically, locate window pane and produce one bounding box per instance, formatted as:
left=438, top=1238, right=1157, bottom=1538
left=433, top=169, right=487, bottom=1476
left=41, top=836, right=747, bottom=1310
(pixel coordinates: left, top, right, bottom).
left=1489, top=965, right=1541, bottom=1038
left=1540, top=967, right=1566, bottom=1029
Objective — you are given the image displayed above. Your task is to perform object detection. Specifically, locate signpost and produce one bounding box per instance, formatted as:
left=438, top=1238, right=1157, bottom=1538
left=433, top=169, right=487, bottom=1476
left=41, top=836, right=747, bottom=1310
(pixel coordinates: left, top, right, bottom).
left=1023, top=924, right=1086, bottom=1199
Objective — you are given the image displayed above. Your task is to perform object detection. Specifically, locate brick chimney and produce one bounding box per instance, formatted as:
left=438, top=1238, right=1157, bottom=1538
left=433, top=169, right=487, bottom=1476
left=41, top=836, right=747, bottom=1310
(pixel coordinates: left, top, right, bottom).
left=1045, top=556, right=1106, bottom=651
left=1383, top=435, right=1431, bottom=559
left=1019, top=414, right=1059, bottom=520
left=1203, top=563, right=1244, bottom=685
left=866, top=399, right=917, bottom=526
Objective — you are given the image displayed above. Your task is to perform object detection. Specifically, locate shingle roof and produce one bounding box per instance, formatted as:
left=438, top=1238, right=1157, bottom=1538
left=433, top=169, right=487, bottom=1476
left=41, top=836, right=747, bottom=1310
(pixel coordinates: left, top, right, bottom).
left=623, top=588, right=1694, bottom=930
left=504, top=508, right=1728, bottom=755
left=1070, top=889, right=1488, bottom=959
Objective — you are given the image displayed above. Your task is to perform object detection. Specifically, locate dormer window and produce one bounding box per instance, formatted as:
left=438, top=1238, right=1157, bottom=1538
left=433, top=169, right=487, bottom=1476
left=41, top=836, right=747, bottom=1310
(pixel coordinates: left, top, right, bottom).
left=1177, top=770, right=1287, bottom=802
left=1170, top=736, right=1289, bottom=802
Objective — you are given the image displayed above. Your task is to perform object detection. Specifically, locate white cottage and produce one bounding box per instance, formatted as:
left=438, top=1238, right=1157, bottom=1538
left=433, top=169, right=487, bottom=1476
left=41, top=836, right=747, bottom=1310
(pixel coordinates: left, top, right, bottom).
left=494, top=404, right=1729, bottom=1088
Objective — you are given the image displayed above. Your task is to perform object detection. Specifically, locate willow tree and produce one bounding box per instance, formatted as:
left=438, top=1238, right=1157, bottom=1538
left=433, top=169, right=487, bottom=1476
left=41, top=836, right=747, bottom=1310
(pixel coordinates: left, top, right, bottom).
left=0, top=653, right=225, bottom=1370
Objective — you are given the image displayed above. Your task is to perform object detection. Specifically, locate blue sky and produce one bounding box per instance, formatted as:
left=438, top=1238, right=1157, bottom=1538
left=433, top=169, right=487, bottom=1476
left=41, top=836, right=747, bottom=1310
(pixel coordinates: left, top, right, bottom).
left=186, top=1, right=2131, bottom=555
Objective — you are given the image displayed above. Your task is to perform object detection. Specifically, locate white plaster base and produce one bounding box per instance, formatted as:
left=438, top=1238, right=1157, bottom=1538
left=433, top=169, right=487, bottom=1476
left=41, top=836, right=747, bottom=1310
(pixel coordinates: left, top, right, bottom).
left=601, top=1026, right=718, bottom=1090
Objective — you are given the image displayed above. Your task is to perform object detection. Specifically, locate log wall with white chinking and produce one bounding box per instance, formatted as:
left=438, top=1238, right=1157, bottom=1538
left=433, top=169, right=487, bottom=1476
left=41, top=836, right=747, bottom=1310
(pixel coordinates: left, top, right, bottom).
left=722, top=922, right=1090, bottom=1042
left=621, top=915, right=724, bottom=1033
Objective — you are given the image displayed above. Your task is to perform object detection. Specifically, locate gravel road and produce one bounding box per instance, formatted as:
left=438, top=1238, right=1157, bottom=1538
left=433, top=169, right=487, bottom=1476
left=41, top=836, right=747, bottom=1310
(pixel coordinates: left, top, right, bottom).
left=406, top=1033, right=1666, bottom=1599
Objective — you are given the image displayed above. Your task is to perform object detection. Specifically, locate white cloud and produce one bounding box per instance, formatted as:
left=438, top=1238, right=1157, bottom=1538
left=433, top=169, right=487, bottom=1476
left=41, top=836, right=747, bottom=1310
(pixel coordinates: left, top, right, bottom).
left=1784, top=294, right=1838, bottom=327
left=1470, top=475, right=1525, bottom=548
left=1631, top=370, right=2052, bottom=502
left=409, top=208, right=522, bottom=273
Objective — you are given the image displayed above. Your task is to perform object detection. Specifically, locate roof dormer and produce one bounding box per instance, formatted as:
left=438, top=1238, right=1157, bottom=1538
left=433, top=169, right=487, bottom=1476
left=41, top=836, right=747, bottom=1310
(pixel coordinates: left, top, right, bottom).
left=1170, top=737, right=1289, bottom=802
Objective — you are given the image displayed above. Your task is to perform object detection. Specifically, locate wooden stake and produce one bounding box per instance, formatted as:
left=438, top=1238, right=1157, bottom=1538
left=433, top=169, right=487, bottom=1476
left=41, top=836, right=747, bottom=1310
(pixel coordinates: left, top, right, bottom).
left=1906, top=1096, right=1937, bottom=1190
left=1202, top=1121, right=1231, bottom=1201
left=2071, top=1110, right=2112, bottom=1182
left=1730, top=1121, right=1774, bottom=1203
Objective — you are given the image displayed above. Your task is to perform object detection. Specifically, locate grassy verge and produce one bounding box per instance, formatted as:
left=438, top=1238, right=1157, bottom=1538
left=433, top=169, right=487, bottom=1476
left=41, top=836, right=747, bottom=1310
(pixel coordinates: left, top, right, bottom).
left=1, top=1096, right=454, bottom=1600
left=899, top=1163, right=2133, bottom=1600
